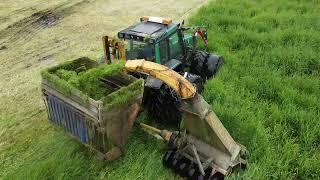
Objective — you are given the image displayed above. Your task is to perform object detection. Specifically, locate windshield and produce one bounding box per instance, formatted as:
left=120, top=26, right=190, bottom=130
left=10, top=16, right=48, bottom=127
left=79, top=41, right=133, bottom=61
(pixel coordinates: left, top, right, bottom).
left=125, top=40, right=154, bottom=60
left=158, top=32, right=183, bottom=64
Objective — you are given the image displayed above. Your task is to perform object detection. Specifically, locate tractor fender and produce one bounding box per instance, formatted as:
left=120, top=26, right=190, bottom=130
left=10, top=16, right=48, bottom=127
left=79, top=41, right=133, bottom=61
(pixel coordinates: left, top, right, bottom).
left=206, top=54, right=224, bottom=78
left=145, top=76, right=163, bottom=89
left=164, top=59, right=183, bottom=72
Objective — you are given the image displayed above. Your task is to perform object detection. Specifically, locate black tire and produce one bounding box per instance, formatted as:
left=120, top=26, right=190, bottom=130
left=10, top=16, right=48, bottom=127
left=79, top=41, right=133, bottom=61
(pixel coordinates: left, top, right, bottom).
left=143, top=84, right=181, bottom=126
left=163, top=150, right=175, bottom=167
left=187, top=167, right=200, bottom=180
left=204, top=168, right=213, bottom=179
left=185, top=73, right=204, bottom=94
left=175, top=158, right=191, bottom=177
left=210, top=172, right=224, bottom=180
left=198, top=174, right=205, bottom=180
left=176, top=162, right=189, bottom=177
left=187, top=168, right=197, bottom=179
left=190, top=50, right=208, bottom=80
left=190, top=50, right=223, bottom=80
left=193, top=78, right=204, bottom=94
left=172, top=158, right=179, bottom=168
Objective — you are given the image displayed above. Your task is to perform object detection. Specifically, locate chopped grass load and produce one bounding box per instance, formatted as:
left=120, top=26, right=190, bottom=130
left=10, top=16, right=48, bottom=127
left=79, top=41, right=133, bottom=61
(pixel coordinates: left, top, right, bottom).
left=41, top=59, right=129, bottom=102
left=103, top=79, right=144, bottom=110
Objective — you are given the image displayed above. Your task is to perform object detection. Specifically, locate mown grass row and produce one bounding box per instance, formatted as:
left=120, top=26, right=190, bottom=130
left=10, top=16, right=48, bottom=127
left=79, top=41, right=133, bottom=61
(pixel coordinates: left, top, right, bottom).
left=189, top=0, right=319, bottom=179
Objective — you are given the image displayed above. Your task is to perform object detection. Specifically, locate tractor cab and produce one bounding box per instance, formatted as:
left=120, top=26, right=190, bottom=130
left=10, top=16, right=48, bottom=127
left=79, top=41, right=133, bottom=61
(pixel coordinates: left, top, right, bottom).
left=102, top=16, right=222, bottom=81
left=117, top=16, right=195, bottom=65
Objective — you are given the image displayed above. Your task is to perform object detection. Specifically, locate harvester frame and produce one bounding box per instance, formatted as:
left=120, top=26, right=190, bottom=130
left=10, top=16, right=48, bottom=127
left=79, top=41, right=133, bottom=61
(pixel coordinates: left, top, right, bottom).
left=41, top=16, right=247, bottom=180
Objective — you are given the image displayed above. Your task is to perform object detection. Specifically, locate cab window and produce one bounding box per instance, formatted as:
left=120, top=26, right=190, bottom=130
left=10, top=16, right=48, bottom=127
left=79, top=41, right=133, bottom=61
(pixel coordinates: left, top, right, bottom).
left=168, top=33, right=182, bottom=59
left=159, top=39, right=169, bottom=63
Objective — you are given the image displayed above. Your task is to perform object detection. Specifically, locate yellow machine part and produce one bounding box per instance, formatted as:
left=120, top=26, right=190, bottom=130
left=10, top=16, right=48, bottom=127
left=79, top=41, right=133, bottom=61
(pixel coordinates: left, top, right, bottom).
left=124, top=60, right=196, bottom=99
left=102, top=36, right=126, bottom=64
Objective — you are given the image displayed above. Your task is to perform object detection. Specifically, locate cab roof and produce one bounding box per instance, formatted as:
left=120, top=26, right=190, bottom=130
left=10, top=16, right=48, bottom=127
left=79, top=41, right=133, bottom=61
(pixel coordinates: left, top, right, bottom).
left=118, top=21, right=180, bottom=43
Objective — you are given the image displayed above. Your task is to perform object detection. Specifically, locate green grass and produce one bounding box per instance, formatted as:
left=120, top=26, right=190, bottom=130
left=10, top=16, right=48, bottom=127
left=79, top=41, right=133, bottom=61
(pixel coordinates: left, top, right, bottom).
left=1, top=0, right=320, bottom=179
left=73, top=60, right=125, bottom=100
left=103, top=79, right=144, bottom=110
left=189, top=0, right=320, bottom=179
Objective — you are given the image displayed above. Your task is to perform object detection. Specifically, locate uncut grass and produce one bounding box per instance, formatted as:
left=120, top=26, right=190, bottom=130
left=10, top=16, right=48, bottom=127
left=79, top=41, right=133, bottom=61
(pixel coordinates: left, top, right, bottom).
left=189, top=0, right=320, bottom=179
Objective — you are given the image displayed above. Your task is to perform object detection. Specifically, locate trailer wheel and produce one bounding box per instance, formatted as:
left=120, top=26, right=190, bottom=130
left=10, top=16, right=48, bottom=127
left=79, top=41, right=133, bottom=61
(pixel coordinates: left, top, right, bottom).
left=175, top=158, right=191, bottom=177
left=210, top=172, right=224, bottom=180
left=187, top=168, right=198, bottom=179
left=163, top=150, right=175, bottom=167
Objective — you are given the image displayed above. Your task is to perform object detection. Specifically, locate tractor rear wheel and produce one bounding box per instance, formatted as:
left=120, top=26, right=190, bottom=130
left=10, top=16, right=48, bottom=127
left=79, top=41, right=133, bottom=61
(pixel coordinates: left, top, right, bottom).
left=143, top=73, right=204, bottom=127
left=143, top=84, right=182, bottom=126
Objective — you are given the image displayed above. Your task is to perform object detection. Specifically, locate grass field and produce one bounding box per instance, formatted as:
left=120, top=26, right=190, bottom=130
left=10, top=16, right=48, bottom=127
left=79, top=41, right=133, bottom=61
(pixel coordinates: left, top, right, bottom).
left=1, top=0, right=320, bottom=179
left=189, top=0, right=320, bottom=179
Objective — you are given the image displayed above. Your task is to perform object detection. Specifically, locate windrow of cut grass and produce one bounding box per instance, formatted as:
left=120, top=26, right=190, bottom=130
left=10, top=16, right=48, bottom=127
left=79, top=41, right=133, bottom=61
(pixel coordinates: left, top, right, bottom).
left=189, top=0, right=320, bottom=179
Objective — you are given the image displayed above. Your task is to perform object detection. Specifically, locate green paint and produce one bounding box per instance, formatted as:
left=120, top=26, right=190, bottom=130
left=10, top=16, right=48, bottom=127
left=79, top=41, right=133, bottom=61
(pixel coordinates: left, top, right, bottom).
left=165, top=26, right=178, bottom=37
left=155, top=43, right=161, bottom=64
left=156, top=25, right=178, bottom=43
left=183, top=34, right=196, bottom=48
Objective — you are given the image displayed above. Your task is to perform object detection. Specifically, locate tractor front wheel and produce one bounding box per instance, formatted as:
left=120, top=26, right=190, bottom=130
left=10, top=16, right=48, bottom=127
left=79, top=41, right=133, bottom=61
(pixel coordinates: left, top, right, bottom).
left=190, top=50, right=224, bottom=80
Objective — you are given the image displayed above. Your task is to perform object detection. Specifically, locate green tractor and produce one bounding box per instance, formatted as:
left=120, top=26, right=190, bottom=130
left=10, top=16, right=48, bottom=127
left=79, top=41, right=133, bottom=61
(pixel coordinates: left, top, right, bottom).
left=103, top=16, right=224, bottom=125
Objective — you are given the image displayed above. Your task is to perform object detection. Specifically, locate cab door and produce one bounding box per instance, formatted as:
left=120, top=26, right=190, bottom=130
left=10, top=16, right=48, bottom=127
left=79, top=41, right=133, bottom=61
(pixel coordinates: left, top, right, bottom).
left=155, top=39, right=169, bottom=64
left=155, top=32, right=183, bottom=64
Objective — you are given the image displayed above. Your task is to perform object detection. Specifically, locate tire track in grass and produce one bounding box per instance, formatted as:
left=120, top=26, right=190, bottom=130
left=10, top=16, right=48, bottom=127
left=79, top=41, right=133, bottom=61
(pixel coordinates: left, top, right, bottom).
left=0, top=0, right=90, bottom=47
